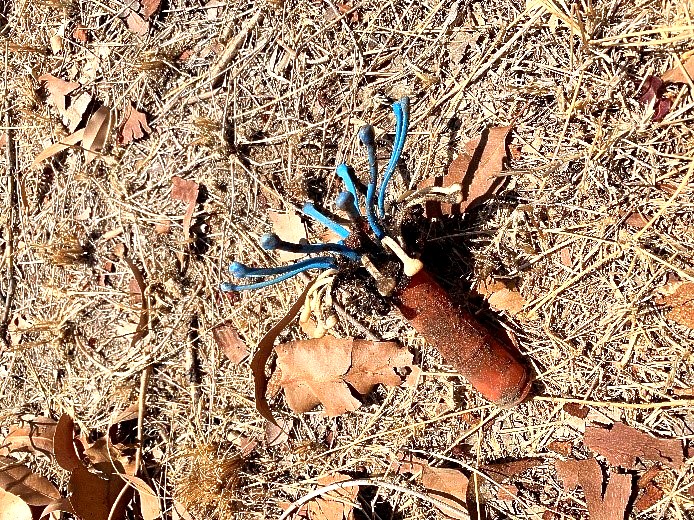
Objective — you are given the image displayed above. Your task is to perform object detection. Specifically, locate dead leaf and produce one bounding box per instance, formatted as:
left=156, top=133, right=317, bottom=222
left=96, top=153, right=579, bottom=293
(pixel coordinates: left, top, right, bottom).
left=638, top=75, right=672, bottom=121
left=625, top=212, right=648, bottom=228
left=0, top=416, right=57, bottom=457
left=422, top=467, right=469, bottom=519
left=38, top=74, right=79, bottom=113
left=268, top=210, right=307, bottom=261
left=142, top=0, right=160, bottom=18
left=31, top=128, right=85, bottom=168
left=562, top=402, right=589, bottom=418
left=477, top=278, right=526, bottom=316
left=0, top=456, right=61, bottom=506
left=212, top=321, right=248, bottom=364
left=0, top=134, right=7, bottom=148
left=0, top=487, right=32, bottom=520
left=555, top=458, right=632, bottom=520
left=635, top=466, right=668, bottom=511
left=307, top=473, right=358, bottom=520
left=73, top=27, right=88, bottom=42
left=154, top=220, right=171, bottom=234
left=119, top=474, right=161, bottom=520
left=118, top=104, right=152, bottom=145
left=393, top=453, right=469, bottom=519
left=275, top=338, right=413, bottom=416
left=661, top=56, right=694, bottom=84
left=547, top=441, right=572, bottom=457
left=68, top=464, right=129, bottom=520
left=53, top=414, right=82, bottom=472
left=124, top=10, right=148, bottom=35
left=83, top=106, right=112, bottom=163
left=656, top=281, right=694, bottom=329
left=264, top=418, right=291, bottom=447
left=584, top=422, right=684, bottom=470
left=420, top=126, right=511, bottom=218
left=171, top=176, right=199, bottom=263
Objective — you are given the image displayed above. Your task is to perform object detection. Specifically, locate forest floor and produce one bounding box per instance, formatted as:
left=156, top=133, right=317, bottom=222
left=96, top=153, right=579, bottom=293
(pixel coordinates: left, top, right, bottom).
left=1, top=0, right=694, bottom=519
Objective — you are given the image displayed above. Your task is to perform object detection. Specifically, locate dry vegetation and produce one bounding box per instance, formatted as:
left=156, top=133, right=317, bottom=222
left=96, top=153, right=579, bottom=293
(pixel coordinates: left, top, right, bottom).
left=1, top=0, right=694, bottom=519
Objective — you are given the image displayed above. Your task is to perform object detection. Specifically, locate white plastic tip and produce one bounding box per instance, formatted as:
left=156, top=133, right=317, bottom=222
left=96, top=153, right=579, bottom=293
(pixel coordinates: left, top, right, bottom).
left=381, top=236, right=424, bottom=277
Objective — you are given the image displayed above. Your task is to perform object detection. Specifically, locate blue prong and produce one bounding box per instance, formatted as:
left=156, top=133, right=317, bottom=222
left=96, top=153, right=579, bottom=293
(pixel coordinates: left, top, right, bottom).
left=378, top=97, right=409, bottom=218
left=221, top=257, right=338, bottom=291
left=358, top=125, right=385, bottom=239
left=260, top=232, right=360, bottom=261
left=228, top=257, right=336, bottom=278
left=336, top=163, right=359, bottom=207
left=335, top=191, right=361, bottom=223
left=302, top=202, right=350, bottom=239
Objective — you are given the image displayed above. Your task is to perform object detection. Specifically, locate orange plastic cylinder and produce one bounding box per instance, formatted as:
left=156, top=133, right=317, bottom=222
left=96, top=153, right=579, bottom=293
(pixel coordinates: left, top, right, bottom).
left=396, top=270, right=532, bottom=407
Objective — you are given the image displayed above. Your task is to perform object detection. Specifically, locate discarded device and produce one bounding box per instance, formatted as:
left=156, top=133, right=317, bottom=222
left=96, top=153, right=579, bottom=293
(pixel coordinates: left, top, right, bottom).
left=221, top=97, right=532, bottom=407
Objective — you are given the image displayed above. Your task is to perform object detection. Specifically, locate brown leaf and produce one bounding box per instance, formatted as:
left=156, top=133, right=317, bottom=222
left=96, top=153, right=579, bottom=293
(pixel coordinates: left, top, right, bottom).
left=0, top=487, right=32, bottom=520
left=657, top=281, right=694, bottom=329
left=422, top=467, right=469, bottom=519
left=31, top=128, right=85, bottom=168
left=212, top=321, right=248, bottom=364
left=142, top=0, right=160, bottom=18
left=307, top=473, right=358, bottom=520
left=119, top=474, right=161, bottom=520
left=38, top=74, right=79, bottom=113
left=0, top=416, right=57, bottom=457
left=73, top=27, right=88, bottom=42
left=392, top=453, right=470, bottom=518
left=547, top=441, right=572, bottom=457
left=264, top=418, right=291, bottom=447
left=67, top=464, right=129, bottom=520
left=584, top=422, right=684, bottom=470
left=562, top=402, right=589, bottom=419
left=171, top=176, right=199, bottom=259
left=124, top=10, right=148, bottom=35
left=625, top=212, right=648, bottom=228
left=661, top=56, right=694, bottom=84
left=275, top=338, right=413, bottom=416
left=118, top=104, right=152, bottom=145
left=83, top=106, right=112, bottom=163
left=53, top=414, right=82, bottom=472
left=0, top=456, right=61, bottom=506
left=555, top=458, right=632, bottom=520
left=420, top=126, right=511, bottom=218
left=268, top=210, right=307, bottom=262
left=477, top=278, right=526, bottom=316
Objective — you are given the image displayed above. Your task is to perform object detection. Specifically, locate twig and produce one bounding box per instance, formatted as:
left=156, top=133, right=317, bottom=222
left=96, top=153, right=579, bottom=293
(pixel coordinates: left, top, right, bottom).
left=209, top=10, right=264, bottom=87
left=1, top=47, right=17, bottom=351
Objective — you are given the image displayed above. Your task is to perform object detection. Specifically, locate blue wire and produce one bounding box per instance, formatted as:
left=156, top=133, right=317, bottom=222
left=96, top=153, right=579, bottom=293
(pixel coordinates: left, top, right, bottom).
left=377, top=97, right=409, bottom=218
left=228, top=257, right=335, bottom=278
left=221, top=257, right=337, bottom=291
left=335, top=163, right=360, bottom=212
left=260, top=233, right=360, bottom=262
left=358, top=125, right=385, bottom=239
left=301, top=202, right=350, bottom=239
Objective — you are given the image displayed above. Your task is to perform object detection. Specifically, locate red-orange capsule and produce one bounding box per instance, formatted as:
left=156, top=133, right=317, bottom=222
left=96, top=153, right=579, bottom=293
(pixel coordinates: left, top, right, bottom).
left=396, top=269, right=532, bottom=407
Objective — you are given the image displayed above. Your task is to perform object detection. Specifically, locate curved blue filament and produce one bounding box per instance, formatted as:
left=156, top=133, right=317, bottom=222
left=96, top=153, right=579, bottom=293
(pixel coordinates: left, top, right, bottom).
left=358, top=125, right=385, bottom=239
left=335, top=163, right=360, bottom=211
left=221, top=257, right=337, bottom=291
left=377, top=97, right=409, bottom=218
left=228, top=257, right=335, bottom=278
left=260, top=233, right=360, bottom=262
left=301, top=202, right=350, bottom=239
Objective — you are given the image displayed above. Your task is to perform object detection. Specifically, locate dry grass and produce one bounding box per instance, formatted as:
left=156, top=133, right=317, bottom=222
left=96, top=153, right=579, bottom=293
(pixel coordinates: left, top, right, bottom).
left=1, top=0, right=694, bottom=518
